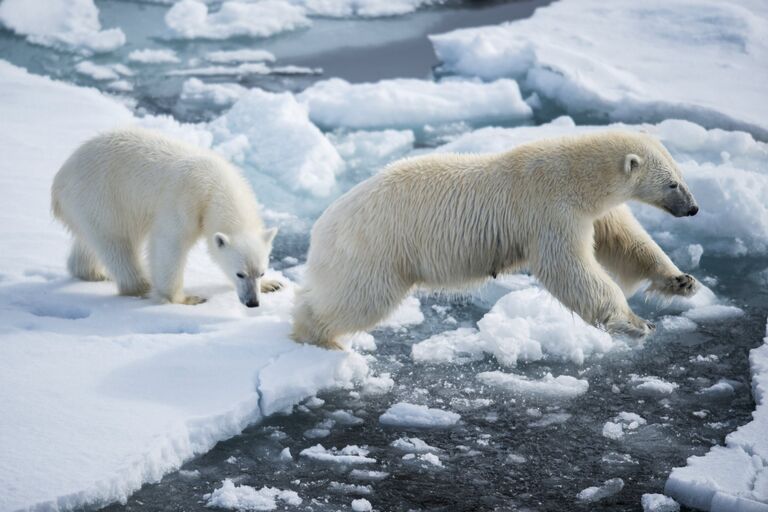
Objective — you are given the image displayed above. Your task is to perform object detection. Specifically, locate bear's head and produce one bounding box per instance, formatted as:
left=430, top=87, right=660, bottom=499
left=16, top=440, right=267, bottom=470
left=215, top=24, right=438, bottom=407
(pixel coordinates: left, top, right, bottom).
left=209, top=227, right=278, bottom=307
left=624, top=135, right=698, bottom=217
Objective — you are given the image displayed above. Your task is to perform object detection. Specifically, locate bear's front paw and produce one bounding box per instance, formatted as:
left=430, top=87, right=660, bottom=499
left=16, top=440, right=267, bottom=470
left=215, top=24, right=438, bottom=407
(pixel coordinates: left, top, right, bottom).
left=607, top=314, right=655, bottom=339
left=260, top=278, right=284, bottom=293
left=653, top=274, right=699, bottom=297
left=181, top=295, right=206, bottom=306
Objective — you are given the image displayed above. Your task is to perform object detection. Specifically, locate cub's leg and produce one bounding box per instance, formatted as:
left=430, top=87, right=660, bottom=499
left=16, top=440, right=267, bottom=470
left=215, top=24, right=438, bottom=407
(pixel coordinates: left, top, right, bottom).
left=85, top=234, right=150, bottom=296
left=67, top=237, right=107, bottom=281
left=147, top=219, right=202, bottom=305
left=594, top=205, right=698, bottom=297
left=531, top=229, right=653, bottom=338
left=260, top=278, right=283, bottom=293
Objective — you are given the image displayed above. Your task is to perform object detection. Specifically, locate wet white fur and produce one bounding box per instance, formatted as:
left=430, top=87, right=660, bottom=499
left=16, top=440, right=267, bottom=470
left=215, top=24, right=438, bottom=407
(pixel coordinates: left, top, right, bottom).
left=52, top=127, right=278, bottom=305
left=293, top=131, right=699, bottom=349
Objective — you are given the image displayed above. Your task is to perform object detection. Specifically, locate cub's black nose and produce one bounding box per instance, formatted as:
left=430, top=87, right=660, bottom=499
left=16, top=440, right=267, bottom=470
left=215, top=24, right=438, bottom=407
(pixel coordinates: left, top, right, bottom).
left=245, top=299, right=259, bottom=308
left=687, top=206, right=699, bottom=216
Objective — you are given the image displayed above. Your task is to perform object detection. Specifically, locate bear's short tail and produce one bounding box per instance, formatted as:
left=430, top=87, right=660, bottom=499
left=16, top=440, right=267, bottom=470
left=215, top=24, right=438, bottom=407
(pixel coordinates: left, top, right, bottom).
left=51, top=188, right=63, bottom=220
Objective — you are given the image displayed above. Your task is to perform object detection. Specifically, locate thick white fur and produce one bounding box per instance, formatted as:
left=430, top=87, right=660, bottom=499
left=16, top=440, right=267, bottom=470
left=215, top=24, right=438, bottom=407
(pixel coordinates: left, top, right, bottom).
left=52, top=127, right=280, bottom=305
left=293, top=131, right=699, bottom=349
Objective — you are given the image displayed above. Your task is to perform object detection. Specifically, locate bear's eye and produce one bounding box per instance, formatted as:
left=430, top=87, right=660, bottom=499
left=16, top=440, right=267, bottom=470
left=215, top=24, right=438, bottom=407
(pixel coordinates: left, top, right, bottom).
left=259, top=272, right=265, bottom=278
left=669, top=183, right=678, bottom=189
left=236, top=272, right=246, bottom=279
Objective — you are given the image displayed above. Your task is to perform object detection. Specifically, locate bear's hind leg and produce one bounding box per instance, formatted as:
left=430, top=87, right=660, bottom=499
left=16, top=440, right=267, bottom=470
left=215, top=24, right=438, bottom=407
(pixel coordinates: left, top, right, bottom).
left=67, top=237, right=107, bottom=281
left=86, top=235, right=150, bottom=296
left=594, top=205, right=699, bottom=297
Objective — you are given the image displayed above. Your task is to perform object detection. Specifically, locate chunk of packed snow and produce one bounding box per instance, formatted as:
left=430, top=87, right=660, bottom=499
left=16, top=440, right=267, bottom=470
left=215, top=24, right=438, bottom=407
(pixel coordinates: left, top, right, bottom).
left=74, top=61, right=120, bottom=81
left=435, top=117, right=768, bottom=255
left=204, top=479, right=302, bottom=510
left=361, top=373, right=395, bottom=396
left=478, top=371, right=589, bottom=400
left=299, top=445, right=376, bottom=465
left=180, top=78, right=247, bottom=107
left=0, top=60, right=365, bottom=512
left=206, top=49, right=276, bottom=63
left=291, top=0, right=443, bottom=18
left=299, top=78, right=531, bottom=130
left=418, top=453, right=443, bottom=467
left=329, top=481, right=372, bottom=495
left=208, top=88, right=344, bottom=204
left=698, top=379, right=737, bottom=398
left=328, top=410, right=364, bottom=426
left=602, top=412, right=647, bottom=440
left=577, top=478, right=625, bottom=503
left=128, top=48, right=180, bottom=64
left=351, top=498, right=372, bottom=512
left=641, top=493, right=680, bottom=512
left=683, top=305, right=745, bottom=322
left=412, top=328, right=485, bottom=365
left=167, top=63, right=271, bottom=77
left=630, top=375, right=679, bottom=396
left=328, top=129, right=415, bottom=177
left=666, top=319, right=768, bottom=510
left=671, top=244, right=704, bottom=270
left=279, top=448, right=292, bottom=461
left=376, top=295, right=424, bottom=329
left=379, top=403, right=460, bottom=428
left=350, top=470, right=389, bottom=481
left=430, top=0, right=768, bottom=138
left=390, top=437, right=440, bottom=453
left=0, top=0, right=125, bottom=54
left=660, top=316, right=697, bottom=333
left=165, top=0, right=311, bottom=40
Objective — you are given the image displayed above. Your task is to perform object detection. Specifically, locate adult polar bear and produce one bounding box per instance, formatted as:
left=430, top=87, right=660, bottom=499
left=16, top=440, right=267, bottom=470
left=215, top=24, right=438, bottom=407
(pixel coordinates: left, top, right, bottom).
left=293, top=131, right=700, bottom=349
left=52, top=128, right=281, bottom=306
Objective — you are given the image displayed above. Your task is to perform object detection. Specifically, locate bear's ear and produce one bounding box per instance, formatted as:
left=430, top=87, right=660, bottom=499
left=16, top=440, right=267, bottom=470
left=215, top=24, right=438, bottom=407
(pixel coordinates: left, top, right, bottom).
left=214, top=232, right=229, bottom=248
left=624, top=154, right=643, bottom=173
left=263, top=227, right=278, bottom=246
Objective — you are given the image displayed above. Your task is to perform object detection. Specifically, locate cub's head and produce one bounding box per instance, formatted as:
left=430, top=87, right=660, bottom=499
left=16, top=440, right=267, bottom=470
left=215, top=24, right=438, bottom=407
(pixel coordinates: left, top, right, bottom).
left=210, top=227, right=278, bottom=307
left=623, top=134, right=698, bottom=217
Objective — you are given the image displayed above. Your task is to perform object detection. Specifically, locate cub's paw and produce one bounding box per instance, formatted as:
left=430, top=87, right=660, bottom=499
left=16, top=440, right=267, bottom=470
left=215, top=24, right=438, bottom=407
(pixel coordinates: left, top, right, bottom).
left=181, top=295, right=206, bottom=306
left=260, top=278, right=284, bottom=293
left=653, top=274, right=699, bottom=297
left=607, top=314, right=655, bottom=339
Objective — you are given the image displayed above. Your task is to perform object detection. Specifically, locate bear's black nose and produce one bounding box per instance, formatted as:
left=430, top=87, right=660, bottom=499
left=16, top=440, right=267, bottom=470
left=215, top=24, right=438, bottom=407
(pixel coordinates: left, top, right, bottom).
left=246, top=299, right=260, bottom=308
left=687, top=206, right=699, bottom=216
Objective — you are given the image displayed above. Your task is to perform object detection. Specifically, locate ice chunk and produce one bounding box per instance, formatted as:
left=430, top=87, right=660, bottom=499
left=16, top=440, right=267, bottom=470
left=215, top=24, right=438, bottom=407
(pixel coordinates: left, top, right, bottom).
left=74, top=61, right=120, bottom=81
left=328, top=410, right=364, bottom=426
left=602, top=412, right=648, bottom=440
left=180, top=78, right=247, bottom=107
left=666, top=319, right=768, bottom=510
left=660, top=316, right=697, bottom=333
left=412, top=328, right=485, bottom=365
left=128, top=48, right=180, bottom=64
left=329, top=481, right=372, bottom=495
left=377, top=295, right=424, bottom=329
left=390, top=437, right=440, bottom=453
left=0, top=0, right=125, bottom=54
left=671, top=244, right=704, bottom=270
left=641, top=493, right=680, bottom=512
left=165, top=0, right=311, bottom=40
left=279, top=448, right=292, bottom=461
left=430, top=0, right=768, bottom=138
left=204, top=479, right=302, bottom=510
left=351, top=498, right=372, bottom=512
left=349, top=470, right=389, bottom=481
left=379, top=403, right=460, bottom=428
left=478, top=371, right=589, bottom=400
left=577, top=478, right=625, bottom=503
left=328, top=129, right=414, bottom=173
left=208, top=88, right=344, bottom=202
left=178, top=469, right=200, bottom=479
left=530, top=412, right=571, bottom=427
left=299, top=77, right=532, bottom=130
left=361, top=373, right=394, bottom=396
left=206, top=49, right=276, bottom=63
left=630, top=375, right=679, bottom=397
left=299, top=444, right=376, bottom=465
left=683, top=305, right=745, bottom=322
left=290, top=0, right=443, bottom=18
left=167, top=63, right=271, bottom=77
left=419, top=453, right=443, bottom=467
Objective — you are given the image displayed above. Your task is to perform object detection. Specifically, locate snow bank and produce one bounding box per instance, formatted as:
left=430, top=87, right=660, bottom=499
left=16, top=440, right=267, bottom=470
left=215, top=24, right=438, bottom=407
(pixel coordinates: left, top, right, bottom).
left=430, top=0, right=768, bottom=139
left=299, top=77, right=532, bottom=130
left=208, top=88, right=345, bottom=204
left=204, top=479, right=302, bottom=510
left=666, top=319, right=768, bottom=511
left=436, top=117, right=768, bottom=255
left=379, top=403, right=460, bottom=428
left=478, top=371, right=589, bottom=400
left=291, top=0, right=443, bottom=18
left=0, top=60, right=365, bottom=512
left=0, top=0, right=125, bottom=54
left=165, top=0, right=311, bottom=40
left=128, top=48, right=180, bottom=64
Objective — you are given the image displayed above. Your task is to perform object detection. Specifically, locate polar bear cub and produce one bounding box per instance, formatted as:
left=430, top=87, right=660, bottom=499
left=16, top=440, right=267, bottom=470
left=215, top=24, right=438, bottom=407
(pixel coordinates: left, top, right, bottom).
left=293, top=131, right=700, bottom=349
left=52, top=127, right=281, bottom=306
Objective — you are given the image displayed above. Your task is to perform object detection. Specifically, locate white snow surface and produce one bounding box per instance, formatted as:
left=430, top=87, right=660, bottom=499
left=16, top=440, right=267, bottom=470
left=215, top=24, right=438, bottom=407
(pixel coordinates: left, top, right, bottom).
left=379, top=403, right=460, bottom=428
left=165, top=0, right=311, bottom=40
left=429, top=0, right=768, bottom=139
left=666, top=319, right=768, bottom=511
left=204, top=479, right=302, bottom=511
left=0, top=0, right=125, bottom=54
left=0, top=60, right=367, bottom=512
left=298, top=77, right=532, bottom=130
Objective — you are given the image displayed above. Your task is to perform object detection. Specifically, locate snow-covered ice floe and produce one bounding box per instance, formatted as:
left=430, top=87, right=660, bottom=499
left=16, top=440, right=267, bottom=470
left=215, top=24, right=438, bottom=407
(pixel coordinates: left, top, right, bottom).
left=0, top=0, right=125, bottom=54
left=290, top=0, right=443, bottom=18
left=478, top=372, right=588, bottom=401
left=0, top=60, right=368, bottom=512
left=665, top=320, right=768, bottom=511
left=204, top=479, right=302, bottom=511
left=379, top=403, right=460, bottom=428
left=430, top=0, right=768, bottom=139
